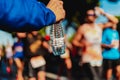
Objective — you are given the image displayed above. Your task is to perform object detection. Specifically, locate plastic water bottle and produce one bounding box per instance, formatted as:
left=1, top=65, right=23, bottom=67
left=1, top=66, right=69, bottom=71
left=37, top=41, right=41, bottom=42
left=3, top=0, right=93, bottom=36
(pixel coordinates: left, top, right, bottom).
left=50, top=22, right=65, bottom=56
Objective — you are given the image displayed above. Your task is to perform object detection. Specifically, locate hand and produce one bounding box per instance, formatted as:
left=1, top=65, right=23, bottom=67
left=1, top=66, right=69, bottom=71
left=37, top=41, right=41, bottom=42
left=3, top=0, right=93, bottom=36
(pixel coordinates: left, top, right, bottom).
left=111, top=40, right=119, bottom=48
left=47, top=0, right=65, bottom=22
left=109, top=44, right=115, bottom=48
left=95, top=7, right=104, bottom=15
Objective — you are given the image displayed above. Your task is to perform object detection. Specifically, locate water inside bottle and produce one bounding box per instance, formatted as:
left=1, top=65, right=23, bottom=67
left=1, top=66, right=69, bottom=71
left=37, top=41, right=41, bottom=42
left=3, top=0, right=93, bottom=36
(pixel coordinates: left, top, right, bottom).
left=50, top=22, right=66, bottom=55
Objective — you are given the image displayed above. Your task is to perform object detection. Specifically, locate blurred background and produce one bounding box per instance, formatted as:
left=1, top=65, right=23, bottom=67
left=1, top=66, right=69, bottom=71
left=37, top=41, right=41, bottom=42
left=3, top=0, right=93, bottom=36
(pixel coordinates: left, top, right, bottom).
left=40, top=0, right=120, bottom=40
left=0, top=0, right=120, bottom=80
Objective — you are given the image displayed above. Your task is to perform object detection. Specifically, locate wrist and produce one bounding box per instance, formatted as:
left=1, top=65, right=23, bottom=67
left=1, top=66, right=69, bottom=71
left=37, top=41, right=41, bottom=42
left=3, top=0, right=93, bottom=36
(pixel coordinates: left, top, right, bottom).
left=102, top=12, right=110, bottom=17
left=102, top=12, right=106, bottom=16
left=109, top=44, right=114, bottom=48
left=78, top=43, right=84, bottom=48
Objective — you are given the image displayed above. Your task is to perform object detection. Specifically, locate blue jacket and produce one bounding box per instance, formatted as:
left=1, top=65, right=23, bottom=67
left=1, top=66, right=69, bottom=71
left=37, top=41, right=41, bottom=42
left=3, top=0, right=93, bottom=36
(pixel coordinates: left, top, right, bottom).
left=0, top=0, right=56, bottom=32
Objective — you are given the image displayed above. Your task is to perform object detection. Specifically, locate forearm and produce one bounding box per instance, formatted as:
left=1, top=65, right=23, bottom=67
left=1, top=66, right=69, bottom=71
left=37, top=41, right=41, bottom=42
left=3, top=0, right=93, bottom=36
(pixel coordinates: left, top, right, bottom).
left=102, top=12, right=118, bottom=24
left=102, top=44, right=112, bottom=49
left=0, top=0, right=56, bottom=32
left=72, top=41, right=84, bottom=48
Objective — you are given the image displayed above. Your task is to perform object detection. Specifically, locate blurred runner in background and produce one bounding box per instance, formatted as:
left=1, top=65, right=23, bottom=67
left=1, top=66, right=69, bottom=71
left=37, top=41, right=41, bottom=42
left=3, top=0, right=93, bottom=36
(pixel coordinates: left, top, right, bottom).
left=102, top=20, right=120, bottom=80
left=72, top=7, right=118, bottom=80
left=25, top=31, right=51, bottom=80
left=13, top=32, right=26, bottom=80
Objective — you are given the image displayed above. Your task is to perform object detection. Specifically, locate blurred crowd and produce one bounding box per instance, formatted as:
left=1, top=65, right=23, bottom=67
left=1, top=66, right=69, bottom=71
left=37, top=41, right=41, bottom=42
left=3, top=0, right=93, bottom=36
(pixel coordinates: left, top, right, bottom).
left=0, top=7, right=120, bottom=80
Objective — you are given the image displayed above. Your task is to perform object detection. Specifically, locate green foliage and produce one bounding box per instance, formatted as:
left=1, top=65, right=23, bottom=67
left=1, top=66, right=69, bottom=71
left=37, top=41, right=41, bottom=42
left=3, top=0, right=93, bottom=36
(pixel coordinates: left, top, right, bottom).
left=116, top=16, right=120, bottom=20
left=38, top=27, right=46, bottom=37
left=68, top=33, right=75, bottom=43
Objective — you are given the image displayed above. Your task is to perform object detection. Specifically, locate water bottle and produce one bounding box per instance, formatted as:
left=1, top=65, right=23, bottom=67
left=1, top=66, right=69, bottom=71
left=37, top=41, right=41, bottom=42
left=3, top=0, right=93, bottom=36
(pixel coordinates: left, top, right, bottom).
left=50, top=22, right=65, bottom=56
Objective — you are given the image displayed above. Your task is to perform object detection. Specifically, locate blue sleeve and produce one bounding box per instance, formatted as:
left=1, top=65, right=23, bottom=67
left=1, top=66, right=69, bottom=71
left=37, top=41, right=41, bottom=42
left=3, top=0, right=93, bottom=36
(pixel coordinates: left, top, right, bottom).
left=0, top=0, right=56, bottom=32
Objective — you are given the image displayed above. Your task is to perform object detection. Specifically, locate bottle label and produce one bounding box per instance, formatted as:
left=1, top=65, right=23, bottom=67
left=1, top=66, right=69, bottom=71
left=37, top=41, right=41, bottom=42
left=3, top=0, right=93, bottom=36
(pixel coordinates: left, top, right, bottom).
left=52, top=37, right=64, bottom=47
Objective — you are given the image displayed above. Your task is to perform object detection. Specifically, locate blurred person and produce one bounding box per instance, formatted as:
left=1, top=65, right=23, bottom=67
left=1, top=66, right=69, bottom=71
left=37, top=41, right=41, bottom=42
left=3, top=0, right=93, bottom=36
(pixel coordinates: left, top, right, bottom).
left=53, top=34, right=72, bottom=80
left=0, top=45, right=2, bottom=68
left=72, top=7, right=118, bottom=80
left=25, top=31, right=51, bottom=80
left=102, top=22, right=120, bottom=80
left=44, top=47, right=72, bottom=80
left=0, top=30, right=14, bottom=74
left=0, top=45, right=4, bottom=72
left=56, top=47, right=72, bottom=80
left=63, top=36, right=73, bottom=80
left=0, top=0, right=65, bottom=32
left=5, top=40, right=14, bottom=75
left=0, top=45, right=3, bottom=60
left=0, top=45, right=4, bottom=67
left=0, top=30, right=14, bottom=47
left=13, top=32, right=26, bottom=80
left=63, top=48, right=72, bottom=71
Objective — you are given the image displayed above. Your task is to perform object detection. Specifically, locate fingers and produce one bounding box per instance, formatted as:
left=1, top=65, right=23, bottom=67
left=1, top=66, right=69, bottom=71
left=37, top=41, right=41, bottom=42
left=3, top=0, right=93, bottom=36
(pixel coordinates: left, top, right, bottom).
left=47, top=0, right=63, bottom=8
left=47, top=0, right=56, bottom=8
left=47, top=0, right=65, bottom=22
left=59, top=0, right=63, bottom=5
left=61, top=9, right=65, bottom=20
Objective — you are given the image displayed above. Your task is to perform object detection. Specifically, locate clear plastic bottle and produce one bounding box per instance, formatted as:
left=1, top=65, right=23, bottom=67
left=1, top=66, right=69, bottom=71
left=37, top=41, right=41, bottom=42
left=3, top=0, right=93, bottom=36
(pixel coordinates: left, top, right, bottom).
left=50, top=22, right=65, bottom=55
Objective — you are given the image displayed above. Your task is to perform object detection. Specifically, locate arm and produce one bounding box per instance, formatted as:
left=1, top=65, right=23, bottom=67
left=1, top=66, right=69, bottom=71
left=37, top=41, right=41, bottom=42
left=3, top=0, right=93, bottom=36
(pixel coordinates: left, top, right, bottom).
left=102, top=13, right=118, bottom=24
left=102, top=13, right=118, bottom=29
left=95, top=7, right=118, bottom=29
left=0, top=0, right=65, bottom=32
left=95, top=7, right=118, bottom=24
left=101, top=44, right=114, bottom=49
left=64, top=56, right=72, bottom=69
left=60, top=48, right=72, bottom=69
left=72, top=26, right=84, bottom=48
left=101, top=31, right=116, bottom=49
left=42, top=40, right=52, bottom=53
